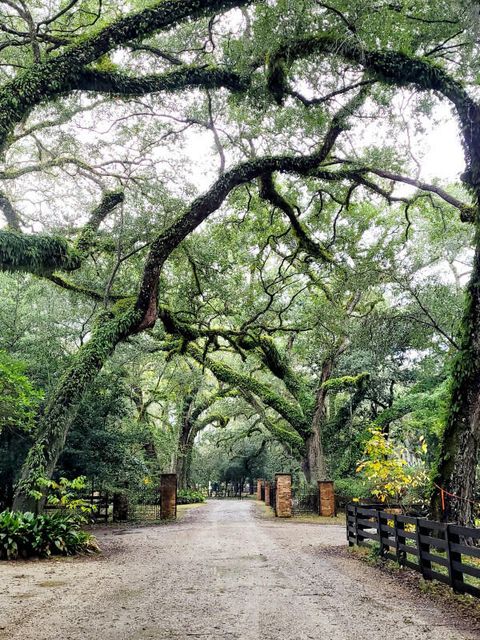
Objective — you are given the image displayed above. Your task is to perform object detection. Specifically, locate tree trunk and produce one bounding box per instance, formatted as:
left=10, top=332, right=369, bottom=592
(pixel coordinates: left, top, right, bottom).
left=13, top=305, right=141, bottom=512
left=176, top=441, right=191, bottom=490
left=302, top=428, right=327, bottom=483
left=302, top=359, right=332, bottom=484
left=432, top=227, right=480, bottom=524
left=175, top=397, right=196, bottom=490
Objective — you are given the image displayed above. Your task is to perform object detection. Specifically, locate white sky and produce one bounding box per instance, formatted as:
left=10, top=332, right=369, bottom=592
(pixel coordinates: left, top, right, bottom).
left=422, top=111, right=464, bottom=182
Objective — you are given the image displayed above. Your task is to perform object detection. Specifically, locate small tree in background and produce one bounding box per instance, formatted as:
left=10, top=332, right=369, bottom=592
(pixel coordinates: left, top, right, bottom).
left=356, top=428, right=428, bottom=509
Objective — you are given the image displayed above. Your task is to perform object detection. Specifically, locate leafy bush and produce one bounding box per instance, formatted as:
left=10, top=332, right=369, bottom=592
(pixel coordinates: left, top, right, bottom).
left=176, top=489, right=205, bottom=505
left=0, top=510, right=98, bottom=560
left=334, top=477, right=372, bottom=504
left=0, top=350, right=43, bottom=435
left=356, top=427, right=428, bottom=505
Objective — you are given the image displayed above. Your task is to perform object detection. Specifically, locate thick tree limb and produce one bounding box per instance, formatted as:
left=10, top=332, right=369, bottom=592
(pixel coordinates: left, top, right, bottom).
left=0, top=0, right=252, bottom=151
left=0, top=189, right=123, bottom=276
left=186, top=342, right=309, bottom=442
left=0, top=189, right=21, bottom=229
left=268, top=34, right=480, bottom=189
left=76, top=66, right=248, bottom=97
left=259, top=173, right=334, bottom=262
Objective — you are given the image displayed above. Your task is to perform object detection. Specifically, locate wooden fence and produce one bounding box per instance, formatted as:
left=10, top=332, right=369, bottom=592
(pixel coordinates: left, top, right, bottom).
left=347, top=504, right=480, bottom=598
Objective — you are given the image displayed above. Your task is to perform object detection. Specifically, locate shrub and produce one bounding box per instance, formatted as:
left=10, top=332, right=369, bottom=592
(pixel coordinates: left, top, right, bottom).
left=0, top=510, right=98, bottom=560
left=334, top=477, right=372, bottom=504
left=176, top=489, right=205, bottom=505
left=356, top=427, right=428, bottom=506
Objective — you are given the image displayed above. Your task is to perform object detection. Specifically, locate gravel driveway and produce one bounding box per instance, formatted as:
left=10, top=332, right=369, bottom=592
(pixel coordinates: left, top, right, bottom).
left=0, top=500, right=477, bottom=639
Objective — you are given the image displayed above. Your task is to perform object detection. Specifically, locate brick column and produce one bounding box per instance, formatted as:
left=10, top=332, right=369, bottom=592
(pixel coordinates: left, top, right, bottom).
left=264, top=481, right=271, bottom=506
left=113, top=492, right=129, bottom=521
left=318, top=480, right=336, bottom=517
left=275, top=474, right=292, bottom=518
left=160, top=473, right=177, bottom=519
left=256, top=479, right=263, bottom=501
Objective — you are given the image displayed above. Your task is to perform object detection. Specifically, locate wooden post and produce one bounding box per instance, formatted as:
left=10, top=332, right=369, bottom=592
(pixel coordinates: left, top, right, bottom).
left=376, top=509, right=385, bottom=557
left=160, top=473, right=177, bottom=520
left=275, top=473, right=292, bottom=518
left=415, top=518, right=431, bottom=578
left=354, top=505, right=359, bottom=545
left=446, top=524, right=465, bottom=594
left=318, top=481, right=336, bottom=517
left=395, top=516, right=406, bottom=566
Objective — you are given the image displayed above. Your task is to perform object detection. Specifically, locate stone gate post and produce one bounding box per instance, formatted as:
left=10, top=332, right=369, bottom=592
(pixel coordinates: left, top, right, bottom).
left=275, top=473, right=292, bottom=517
left=318, top=480, right=336, bottom=517
left=256, top=479, right=263, bottom=501
left=160, top=473, right=177, bottom=520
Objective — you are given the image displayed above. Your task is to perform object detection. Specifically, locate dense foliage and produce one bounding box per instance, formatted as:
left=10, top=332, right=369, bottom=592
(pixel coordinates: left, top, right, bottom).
left=177, top=489, right=206, bottom=505
left=1, top=0, right=480, bottom=525
left=0, top=510, right=96, bottom=560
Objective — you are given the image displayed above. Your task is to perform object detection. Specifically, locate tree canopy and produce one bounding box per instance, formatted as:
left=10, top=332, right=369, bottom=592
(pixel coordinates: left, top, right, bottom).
left=1, top=0, right=480, bottom=523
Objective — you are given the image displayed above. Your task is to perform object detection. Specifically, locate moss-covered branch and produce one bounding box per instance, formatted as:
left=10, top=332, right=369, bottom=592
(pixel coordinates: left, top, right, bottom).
left=137, top=142, right=356, bottom=319
left=0, top=231, right=82, bottom=275
left=268, top=34, right=480, bottom=189
left=259, top=174, right=334, bottom=263
left=158, top=305, right=312, bottom=413
left=0, top=190, right=123, bottom=278
left=76, top=189, right=124, bottom=254
left=186, top=342, right=310, bottom=440
left=76, top=66, right=248, bottom=96
left=0, top=190, right=21, bottom=230
left=0, top=0, right=252, bottom=152
left=321, top=372, right=370, bottom=392
left=13, top=298, right=142, bottom=511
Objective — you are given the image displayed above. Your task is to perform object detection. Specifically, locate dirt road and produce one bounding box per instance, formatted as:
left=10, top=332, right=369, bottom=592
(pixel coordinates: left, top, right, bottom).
left=0, top=500, right=477, bottom=639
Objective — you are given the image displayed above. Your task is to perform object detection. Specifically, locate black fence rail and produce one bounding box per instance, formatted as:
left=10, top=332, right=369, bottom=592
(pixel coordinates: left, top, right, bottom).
left=44, top=488, right=110, bottom=522
left=347, top=504, right=480, bottom=598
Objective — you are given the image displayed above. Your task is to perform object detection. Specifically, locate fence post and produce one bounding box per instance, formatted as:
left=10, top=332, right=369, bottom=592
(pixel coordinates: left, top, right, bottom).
left=318, top=481, right=336, bottom=517
left=354, top=505, right=359, bottom=545
left=275, top=473, right=292, bottom=518
left=394, top=514, right=405, bottom=566
left=376, top=509, right=385, bottom=557
left=113, top=492, right=129, bottom=522
left=446, top=524, right=465, bottom=594
left=415, top=518, right=431, bottom=579
left=160, top=473, right=177, bottom=520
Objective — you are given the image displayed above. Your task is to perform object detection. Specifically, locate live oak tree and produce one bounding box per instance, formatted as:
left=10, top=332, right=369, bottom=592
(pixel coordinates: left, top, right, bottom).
left=0, top=0, right=479, bottom=522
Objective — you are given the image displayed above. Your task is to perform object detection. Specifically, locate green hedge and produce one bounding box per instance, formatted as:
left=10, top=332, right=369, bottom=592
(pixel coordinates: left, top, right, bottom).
left=176, top=489, right=205, bottom=505
left=0, top=510, right=97, bottom=560
left=334, top=477, right=372, bottom=504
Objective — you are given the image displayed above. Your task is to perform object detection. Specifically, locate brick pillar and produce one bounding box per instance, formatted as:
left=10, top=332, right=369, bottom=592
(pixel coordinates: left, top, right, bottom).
left=275, top=474, right=292, bottom=518
left=160, top=473, right=177, bottom=519
left=113, top=492, right=129, bottom=521
left=264, top=481, right=271, bottom=506
left=256, top=479, right=263, bottom=500
left=318, top=481, right=336, bottom=517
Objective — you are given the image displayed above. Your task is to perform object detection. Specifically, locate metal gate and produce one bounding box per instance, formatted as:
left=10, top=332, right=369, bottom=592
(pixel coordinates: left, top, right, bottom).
left=292, top=486, right=319, bottom=515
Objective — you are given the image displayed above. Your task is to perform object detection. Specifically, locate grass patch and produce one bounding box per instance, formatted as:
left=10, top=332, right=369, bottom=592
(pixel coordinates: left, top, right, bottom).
left=177, top=502, right=207, bottom=517
left=292, top=513, right=346, bottom=525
